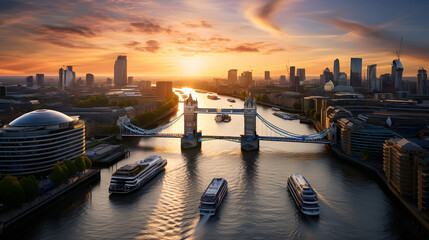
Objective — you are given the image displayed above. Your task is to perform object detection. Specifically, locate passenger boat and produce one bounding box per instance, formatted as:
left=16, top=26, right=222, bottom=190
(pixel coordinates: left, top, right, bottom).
left=214, top=114, right=231, bottom=123
left=287, top=174, right=320, bottom=215
left=109, top=155, right=167, bottom=194
left=207, top=94, right=219, bottom=100
left=227, top=98, right=236, bottom=103
left=273, top=112, right=299, bottom=120
left=200, top=178, right=228, bottom=216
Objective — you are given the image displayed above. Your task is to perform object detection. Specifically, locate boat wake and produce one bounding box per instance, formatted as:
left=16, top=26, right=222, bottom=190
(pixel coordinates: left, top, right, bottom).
left=197, top=214, right=211, bottom=228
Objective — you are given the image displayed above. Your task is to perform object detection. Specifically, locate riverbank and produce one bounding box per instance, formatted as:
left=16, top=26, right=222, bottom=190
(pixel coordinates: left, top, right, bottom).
left=0, top=169, right=100, bottom=235
left=312, top=121, right=429, bottom=238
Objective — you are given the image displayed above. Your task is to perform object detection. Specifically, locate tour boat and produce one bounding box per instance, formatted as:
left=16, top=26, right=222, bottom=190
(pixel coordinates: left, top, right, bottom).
left=207, top=94, right=219, bottom=100
left=287, top=174, right=320, bottom=215
left=227, top=98, right=236, bottom=103
left=200, top=178, right=228, bottom=216
left=109, top=155, right=167, bottom=194
left=273, top=112, right=299, bottom=120
left=214, top=114, right=231, bottom=123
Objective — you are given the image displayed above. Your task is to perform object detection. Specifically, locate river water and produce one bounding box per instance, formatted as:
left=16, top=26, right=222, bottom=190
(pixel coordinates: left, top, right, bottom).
left=10, top=88, right=417, bottom=239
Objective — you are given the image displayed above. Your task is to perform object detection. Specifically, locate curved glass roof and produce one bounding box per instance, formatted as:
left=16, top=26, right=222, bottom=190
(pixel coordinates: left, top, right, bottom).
left=9, top=109, right=74, bottom=127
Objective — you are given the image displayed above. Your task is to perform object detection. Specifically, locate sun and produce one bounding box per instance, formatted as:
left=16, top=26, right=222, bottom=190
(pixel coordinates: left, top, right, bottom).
left=180, top=56, right=206, bottom=76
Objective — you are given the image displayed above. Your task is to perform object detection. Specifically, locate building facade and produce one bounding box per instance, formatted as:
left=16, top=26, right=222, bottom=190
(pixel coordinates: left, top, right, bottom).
left=228, top=69, right=238, bottom=85
left=350, top=58, right=362, bottom=88
left=156, top=81, right=173, bottom=97
left=367, top=64, right=377, bottom=92
left=36, top=74, right=44, bottom=87
left=114, top=55, right=127, bottom=86
left=391, top=59, right=403, bottom=91
left=334, top=59, right=340, bottom=85
left=417, top=68, right=428, bottom=95
left=0, top=109, right=85, bottom=176
left=86, top=73, right=94, bottom=87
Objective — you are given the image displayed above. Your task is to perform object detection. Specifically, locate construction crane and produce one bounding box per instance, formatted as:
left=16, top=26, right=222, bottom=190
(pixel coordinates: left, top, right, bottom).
left=396, top=37, right=403, bottom=60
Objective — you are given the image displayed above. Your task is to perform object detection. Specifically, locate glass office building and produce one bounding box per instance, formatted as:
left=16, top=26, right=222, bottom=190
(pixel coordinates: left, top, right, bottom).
left=350, top=58, right=362, bottom=88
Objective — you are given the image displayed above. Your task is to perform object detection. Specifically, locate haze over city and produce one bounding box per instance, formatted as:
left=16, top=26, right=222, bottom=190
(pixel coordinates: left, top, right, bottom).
left=1, top=0, right=429, bottom=77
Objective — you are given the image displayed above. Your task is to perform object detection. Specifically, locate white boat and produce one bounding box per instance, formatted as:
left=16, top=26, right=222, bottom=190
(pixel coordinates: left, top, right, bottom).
left=272, top=107, right=280, bottom=111
left=273, top=112, right=299, bottom=120
left=287, top=174, right=320, bottom=215
left=109, top=155, right=167, bottom=194
left=200, top=178, right=228, bottom=216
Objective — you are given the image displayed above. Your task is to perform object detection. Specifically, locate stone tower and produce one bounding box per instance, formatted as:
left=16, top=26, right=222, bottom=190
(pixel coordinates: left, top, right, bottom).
left=181, top=94, right=200, bottom=149
left=241, top=96, right=259, bottom=151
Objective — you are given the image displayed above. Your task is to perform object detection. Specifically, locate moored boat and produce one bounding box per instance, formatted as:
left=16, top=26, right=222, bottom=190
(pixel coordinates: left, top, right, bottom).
left=207, top=94, right=219, bottom=100
left=109, top=155, right=167, bottom=194
left=287, top=174, right=320, bottom=215
left=227, top=98, right=236, bottom=103
left=200, top=178, right=228, bottom=216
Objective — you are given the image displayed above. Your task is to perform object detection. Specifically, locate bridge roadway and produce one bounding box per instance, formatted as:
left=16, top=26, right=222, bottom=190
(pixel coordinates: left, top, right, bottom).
left=121, top=133, right=329, bottom=144
left=194, top=108, right=244, bottom=114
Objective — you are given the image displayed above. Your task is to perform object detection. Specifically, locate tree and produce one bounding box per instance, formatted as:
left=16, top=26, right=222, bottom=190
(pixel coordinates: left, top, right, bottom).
left=74, top=156, right=86, bottom=172
left=293, top=102, right=302, bottom=110
left=240, top=90, right=247, bottom=98
left=83, top=156, right=92, bottom=169
left=0, top=175, right=25, bottom=208
left=51, top=163, right=66, bottom=186
left=361, top=149, right=371, bottom=161
left=19, top=175, right=40, bottom=202
left=64, top=159, right=77, bottom=177
left=309, top=108, right=316, bottom=117
left=261, top=94, right=269, bottom=103
left=313, top=112, right=321, bottom=121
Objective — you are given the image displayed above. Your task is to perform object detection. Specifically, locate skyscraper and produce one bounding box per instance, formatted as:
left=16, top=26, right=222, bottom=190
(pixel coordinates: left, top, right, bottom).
left=417, top=68, right=428, bottom=95
left=228, top=69, right=238, bottom=85
left=338, top=72, right=347, bottom=86
left=290, top=66, right=295, bottom=88
left=296, top=68, right=305, bottom=92
left=26, top=76, right=33, bottom=87
left=333, top=59, right=340, bottom=85
left=241, top=71, right=253, bottom=87
left=367, top=64, right=377, bottom=92
left=279, top=75, right=286, bottom=86
left=86, top=73, right=94, bottom=87
left=128, top=76, right=134, bottom=85
left=114, top=55, right=127, bottom=86
left=381, top=74, right=394, bottom=93
left=350, top=58, right=362, bottom=87
left=265, top=71, right=270, bottom=86
left=59, top=66, right=75, bottom=90
left=321, top=67, right=333, bottom=85
left=36, top=74, right=44, bottom=87
left=391, top=59, right=403, bottom=91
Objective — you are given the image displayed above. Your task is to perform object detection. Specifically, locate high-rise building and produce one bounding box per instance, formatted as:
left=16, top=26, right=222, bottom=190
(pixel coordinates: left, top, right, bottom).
left=59, top=66, right=75, bottom=90
left=36, top=74, right=44, bottom=87
left=86, top=73, right=94, bottom=87
left=241, top=71, right=252, bottom=88
left=265, top=71, right=270, bottom=86
left=290, top=66, right=295, bottom=88
left=350, top=58, right=362, bottom=87
left=321, top=67, right=333, bottom=85
left=279, top=75, right=286, bottom=86
left=367, top=64, right=377, bottom=92
left=114, top=55, right=127, bottom=86
left=228, top=69, right=238, bottom=85
left=0, top=86, right=7, bottom=97
left=334, top=59, right=340, bottom=84
left=381, top=74, right=394, bottom=93
left=128, top=76, right=134, bottom=85
left=338, top=72, right=347, bottom=86
left=417, top=68, right=428, bottom=95
left=156, top=81, right=173, bottom=97
left=391, top=59, right=404, bottom=91
left=26, top=76, right=33, bottom=87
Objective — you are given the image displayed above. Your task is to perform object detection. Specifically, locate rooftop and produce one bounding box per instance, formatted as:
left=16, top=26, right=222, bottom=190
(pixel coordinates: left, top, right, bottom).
left=8, top=109, right=74, bottom=127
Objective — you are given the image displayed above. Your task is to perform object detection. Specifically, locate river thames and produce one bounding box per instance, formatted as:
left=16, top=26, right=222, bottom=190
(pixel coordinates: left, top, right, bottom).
left=10, top=89, right=418, bottom=239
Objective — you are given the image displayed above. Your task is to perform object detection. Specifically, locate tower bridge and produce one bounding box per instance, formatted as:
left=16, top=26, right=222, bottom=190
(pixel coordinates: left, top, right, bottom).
left=118, top=95, right=330, bottom=151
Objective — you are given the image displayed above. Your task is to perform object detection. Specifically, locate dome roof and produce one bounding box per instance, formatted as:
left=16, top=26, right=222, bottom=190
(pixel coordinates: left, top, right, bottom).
left=324, top=80, right=335, bottom=92
left=9, top=109, right=74, bottom=127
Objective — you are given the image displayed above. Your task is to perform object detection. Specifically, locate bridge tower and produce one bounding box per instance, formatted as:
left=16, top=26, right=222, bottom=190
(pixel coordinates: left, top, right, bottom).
left=181, top=94, right=201, bottom=149
left=241, top=96, right=259, bottom=151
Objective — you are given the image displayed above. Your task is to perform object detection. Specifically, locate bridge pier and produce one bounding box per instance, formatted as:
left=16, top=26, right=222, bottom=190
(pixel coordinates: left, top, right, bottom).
left=241, top=97, right=259, bottom=151
left=182, top=95, right=201, bottom=149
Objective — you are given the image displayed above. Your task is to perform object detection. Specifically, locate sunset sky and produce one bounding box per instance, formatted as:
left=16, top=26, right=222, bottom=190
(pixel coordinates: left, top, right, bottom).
left=0, top=0, right=428, bottom=78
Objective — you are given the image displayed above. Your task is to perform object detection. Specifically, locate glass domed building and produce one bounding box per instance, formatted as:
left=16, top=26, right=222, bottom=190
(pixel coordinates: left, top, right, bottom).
left=0, top=109, right=85, bottom=176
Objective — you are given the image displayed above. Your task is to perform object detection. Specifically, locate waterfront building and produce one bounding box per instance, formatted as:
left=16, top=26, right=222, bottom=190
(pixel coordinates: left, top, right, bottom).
left=350, top=58, right=362, bottom=88
left=114, top=55, right=127, bottom=86
left=0, top=109, right=85, bottom=176
left=265, top=71, right=270, bottom=86
left=156, top=81, right=173, bottom=97
left=228, top=69, right=238, bottom=85
left=383, top=138, right=428, bottom=199
left=367, top=64, right=377, bottom=92
left=86, top=73, right=94, bottom=87
left=417, top=68, right=428, bottom=95
left=36, top=74, right=44, bottom=87
left=337, top=117, right=396, bottom=158
left=334, top=59, right=340, bottom=84
left=391, top=59, right=403, bottom=91
left=26, top=76, right=33, bottom=87
left=290, top=66, right=296, bottom=88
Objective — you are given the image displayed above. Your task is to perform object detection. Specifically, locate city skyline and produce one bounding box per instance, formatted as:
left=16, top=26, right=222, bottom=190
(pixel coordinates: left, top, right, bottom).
left=0, top=0, right=429, bottom=77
